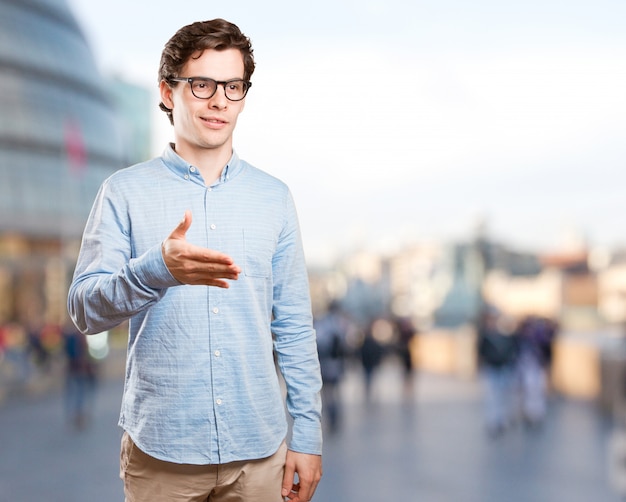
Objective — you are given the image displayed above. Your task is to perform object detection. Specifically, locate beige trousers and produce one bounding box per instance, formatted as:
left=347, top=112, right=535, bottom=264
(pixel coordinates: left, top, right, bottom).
left=120, top=431, right=286, bottom=502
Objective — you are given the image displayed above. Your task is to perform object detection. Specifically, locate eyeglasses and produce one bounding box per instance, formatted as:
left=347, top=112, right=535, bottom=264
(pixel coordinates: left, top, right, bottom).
left=167, top=77, right=252, bottom=101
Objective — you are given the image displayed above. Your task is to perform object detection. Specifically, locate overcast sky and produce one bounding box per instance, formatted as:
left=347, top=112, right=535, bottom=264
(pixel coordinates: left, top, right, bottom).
left=68, top=0, right=626, bottom=266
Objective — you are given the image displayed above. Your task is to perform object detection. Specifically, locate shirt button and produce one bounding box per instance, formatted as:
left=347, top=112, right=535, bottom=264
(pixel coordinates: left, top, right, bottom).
left=190, top=166, right=196, bottom=173
left=216, top=398, right=222, bottom=405
left=210, top=224, right=216, bottom=230
left=212, top=307, right=219, bottom=314
left=214, top=350, right=221, bottom=357
left=184, top=174, right=189, bottom=180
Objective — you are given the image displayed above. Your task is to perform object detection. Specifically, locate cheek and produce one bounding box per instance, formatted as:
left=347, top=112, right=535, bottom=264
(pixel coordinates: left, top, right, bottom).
left=229, top=114, right=240, bottom=129
left=172, top=105, right=195, bottom=129
left=229, top=106, right=245, bottom=127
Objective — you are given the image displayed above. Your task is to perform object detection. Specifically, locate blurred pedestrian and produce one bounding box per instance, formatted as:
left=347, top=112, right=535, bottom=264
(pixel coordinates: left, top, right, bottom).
left=0, top=322, right=5, bottom=364
left=0, top=322, right=30, bottom=382
left=67, top=18, right=322, bottom=502
left=315, top=300, right=350, bottom=432
left=360, top=320, right=386, bottom=403
left=394, top=316, right=417, bottom=398
left=62, top=321, right=98, bottom=429
left=477, top=308, right=520, bottom=437
left=516, top=316, right=556, bottom=428
left=26, top=320, right=50, bottom=371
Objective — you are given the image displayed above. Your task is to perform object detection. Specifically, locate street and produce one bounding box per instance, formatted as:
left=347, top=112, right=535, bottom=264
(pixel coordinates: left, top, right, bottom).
left=0, top=359, right=622, bottom=502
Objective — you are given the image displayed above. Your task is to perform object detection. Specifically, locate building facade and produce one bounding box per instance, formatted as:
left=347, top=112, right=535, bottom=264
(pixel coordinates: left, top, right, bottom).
left=0, top=0, right=126, bottom=326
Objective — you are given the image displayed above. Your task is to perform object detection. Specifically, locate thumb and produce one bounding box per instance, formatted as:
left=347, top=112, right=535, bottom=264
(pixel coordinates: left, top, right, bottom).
left=169, top=210, right=192, bottom=240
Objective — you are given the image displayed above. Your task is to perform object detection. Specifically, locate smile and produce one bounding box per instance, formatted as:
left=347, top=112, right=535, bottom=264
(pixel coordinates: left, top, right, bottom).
left=201, top=117, right=226, bottom=125
left=199, top=116, right=228, bottom=131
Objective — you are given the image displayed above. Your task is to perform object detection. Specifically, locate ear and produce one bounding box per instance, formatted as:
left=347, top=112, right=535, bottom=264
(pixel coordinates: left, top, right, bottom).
left=159, top=80, right=174, bottom=109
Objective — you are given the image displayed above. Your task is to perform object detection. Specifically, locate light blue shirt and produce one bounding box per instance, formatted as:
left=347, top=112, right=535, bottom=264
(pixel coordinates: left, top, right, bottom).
left=68, top=145, right=322, bottom=464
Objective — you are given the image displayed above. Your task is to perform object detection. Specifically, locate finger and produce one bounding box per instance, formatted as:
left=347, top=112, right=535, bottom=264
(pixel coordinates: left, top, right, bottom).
left=191, top=245, right=238, bottom=266
left=286, top=483, right=302, bottom=501
left=204, top=278, right=233, bottom=289
left=168, top=210, right=192, bottom=241
left=298, top=479, right=319, bottom=502
left=176, top=260, right=241, bottom=286
left=200, top=263, right=241, bottom=282
left=281, top=465, right=296, bottom=499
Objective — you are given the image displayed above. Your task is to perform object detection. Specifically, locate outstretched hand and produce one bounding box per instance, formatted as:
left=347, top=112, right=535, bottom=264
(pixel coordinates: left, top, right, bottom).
left=162, top=210, right=241, bottom=288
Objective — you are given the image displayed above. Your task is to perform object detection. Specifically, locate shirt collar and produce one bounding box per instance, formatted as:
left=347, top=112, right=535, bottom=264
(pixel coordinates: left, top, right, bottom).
left=161, top=143, right=243, bottom=186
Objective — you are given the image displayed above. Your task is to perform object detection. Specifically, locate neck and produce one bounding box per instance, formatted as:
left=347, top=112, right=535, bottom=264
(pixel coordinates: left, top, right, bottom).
left=172, top=143, right=232, bottom=185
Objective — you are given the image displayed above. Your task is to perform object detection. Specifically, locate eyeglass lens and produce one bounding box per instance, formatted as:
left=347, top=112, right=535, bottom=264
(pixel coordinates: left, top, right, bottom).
left=190, top=79, right=248, bottom=100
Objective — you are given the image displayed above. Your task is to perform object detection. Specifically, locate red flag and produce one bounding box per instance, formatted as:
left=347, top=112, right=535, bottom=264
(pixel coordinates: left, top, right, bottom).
left=64, top=118, right=87, bottom=177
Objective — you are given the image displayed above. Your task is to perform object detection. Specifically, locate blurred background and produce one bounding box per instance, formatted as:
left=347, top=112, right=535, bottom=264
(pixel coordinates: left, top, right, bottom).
left=1, top=0, right=626, bottom=500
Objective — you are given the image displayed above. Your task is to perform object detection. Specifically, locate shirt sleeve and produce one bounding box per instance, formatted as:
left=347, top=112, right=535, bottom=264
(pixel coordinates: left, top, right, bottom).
left=67, top=177, right=180, bottom=335
left=271, top=190, right=323, bottom=455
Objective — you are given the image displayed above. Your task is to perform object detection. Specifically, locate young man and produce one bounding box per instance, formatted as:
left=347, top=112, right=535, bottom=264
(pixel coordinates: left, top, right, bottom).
left=68, top=19, right=323, bottom=502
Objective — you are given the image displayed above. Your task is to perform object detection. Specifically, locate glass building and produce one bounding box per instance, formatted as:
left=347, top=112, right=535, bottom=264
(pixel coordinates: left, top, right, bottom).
left=0, top=0, right=126, bottom=326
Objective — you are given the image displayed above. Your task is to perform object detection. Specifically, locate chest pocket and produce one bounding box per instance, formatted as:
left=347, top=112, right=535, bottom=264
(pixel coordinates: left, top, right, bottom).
left=243, top=230, right=274, bottom=278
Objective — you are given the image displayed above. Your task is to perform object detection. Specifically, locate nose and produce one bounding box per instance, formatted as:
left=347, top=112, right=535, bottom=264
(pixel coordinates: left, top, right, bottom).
left=208, top=85, right=228, bottom=109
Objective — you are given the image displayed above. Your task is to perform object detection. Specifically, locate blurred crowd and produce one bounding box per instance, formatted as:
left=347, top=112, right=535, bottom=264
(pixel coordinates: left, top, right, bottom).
left=0, top=301, right=559, bottom=439
left=314, top=301, right=419, bottom=433
left=476, top=308, right=558, bottom=437
left=314, top=300, right=560, bottom=439
left=0, top=320, right=99, bottom=428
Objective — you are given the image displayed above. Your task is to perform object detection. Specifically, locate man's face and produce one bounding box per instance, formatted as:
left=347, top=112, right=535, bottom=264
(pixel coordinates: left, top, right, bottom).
left=160, top=48, right=246, bottom=159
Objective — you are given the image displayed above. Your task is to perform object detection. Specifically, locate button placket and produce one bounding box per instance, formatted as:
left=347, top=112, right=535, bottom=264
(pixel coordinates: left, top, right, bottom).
left=205, top=185, right=227, bottom=425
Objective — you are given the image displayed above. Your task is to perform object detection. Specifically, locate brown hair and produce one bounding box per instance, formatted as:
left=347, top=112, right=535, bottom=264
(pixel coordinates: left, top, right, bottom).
left=158, top=19, right=255, bottom=123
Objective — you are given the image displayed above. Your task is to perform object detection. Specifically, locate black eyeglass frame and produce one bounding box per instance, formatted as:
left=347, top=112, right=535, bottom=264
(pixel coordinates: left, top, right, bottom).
left=167, top=77, right=252, bottom=102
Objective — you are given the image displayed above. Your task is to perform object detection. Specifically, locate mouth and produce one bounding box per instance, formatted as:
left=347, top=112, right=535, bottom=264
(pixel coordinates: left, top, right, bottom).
left=201, top=116, right=227, bottom=128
